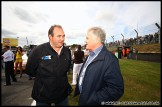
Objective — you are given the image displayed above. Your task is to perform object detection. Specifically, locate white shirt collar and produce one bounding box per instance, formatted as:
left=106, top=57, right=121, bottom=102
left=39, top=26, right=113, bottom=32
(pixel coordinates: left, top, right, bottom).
left=50, top=42, right=63, bottom=55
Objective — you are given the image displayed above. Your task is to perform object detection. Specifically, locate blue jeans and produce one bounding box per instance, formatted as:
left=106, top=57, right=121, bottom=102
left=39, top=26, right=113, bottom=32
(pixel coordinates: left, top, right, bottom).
left=36, top=97, right=69, bottom=106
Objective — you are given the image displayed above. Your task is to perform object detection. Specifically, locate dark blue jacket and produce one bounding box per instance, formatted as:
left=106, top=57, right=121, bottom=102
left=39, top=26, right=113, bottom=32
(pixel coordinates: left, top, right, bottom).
left=74, top=46, right=124, bottom=106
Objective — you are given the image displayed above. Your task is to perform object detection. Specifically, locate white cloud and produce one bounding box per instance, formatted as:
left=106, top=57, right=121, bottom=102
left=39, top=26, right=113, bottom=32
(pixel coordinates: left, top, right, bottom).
left=2, top=1, right=160, bottom=46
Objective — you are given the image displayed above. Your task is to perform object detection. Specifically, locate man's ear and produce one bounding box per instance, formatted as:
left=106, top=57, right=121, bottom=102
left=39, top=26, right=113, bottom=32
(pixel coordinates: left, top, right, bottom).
left=95, top=36, right=100, bottom=44
left=49, top=34, right=52, bottom=40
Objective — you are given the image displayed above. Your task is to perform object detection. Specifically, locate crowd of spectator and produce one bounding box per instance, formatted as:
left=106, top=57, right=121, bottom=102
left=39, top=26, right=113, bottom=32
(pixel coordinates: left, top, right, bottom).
left=108, top=32, right=159, bottom=47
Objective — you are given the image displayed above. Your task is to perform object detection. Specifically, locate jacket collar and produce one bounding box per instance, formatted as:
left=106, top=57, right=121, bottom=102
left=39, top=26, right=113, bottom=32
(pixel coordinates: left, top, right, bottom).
left=47, top=42, right=66, bottom=55
left=83, top=45, right=108, bottom=64
left=91, top=46, right=108, bottom=62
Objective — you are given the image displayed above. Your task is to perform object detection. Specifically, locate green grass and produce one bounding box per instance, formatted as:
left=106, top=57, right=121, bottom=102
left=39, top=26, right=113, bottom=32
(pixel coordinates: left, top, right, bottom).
left=119, top=59, right=161, bottom=102
left=107, top=43, right=161, bottom=53
left=67, top=71, right=79, bottom=106
left=68, top=59, right=161, bottom=106
left=132, top=43, right=161, bottom=53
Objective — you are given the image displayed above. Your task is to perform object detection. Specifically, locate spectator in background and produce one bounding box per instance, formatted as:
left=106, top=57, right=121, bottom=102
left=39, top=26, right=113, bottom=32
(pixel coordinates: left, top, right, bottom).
left=14, top=46, right=23, bottom=77
left=71, top=45, right=84, bottom=85
left=83, top=45, right=89, bottom=60
left=122, top=46, right=125, bottom=57
left=74, top=27, right=124, bottom=106
left=126, top=48, right=130, bottom=59
left=2, top=46, right=17, bottom=86
left=1, top=45, right=5, bottom=69
left=26, top=47, right=35, bottom=80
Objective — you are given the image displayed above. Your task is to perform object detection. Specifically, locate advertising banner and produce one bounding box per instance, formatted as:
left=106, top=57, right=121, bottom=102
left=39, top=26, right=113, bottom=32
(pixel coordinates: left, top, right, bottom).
left=2, top=38, right=18, bottom=46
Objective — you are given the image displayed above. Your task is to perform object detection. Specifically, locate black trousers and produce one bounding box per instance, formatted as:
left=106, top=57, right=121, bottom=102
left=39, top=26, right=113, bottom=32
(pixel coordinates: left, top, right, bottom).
left=4, top=61, right=17, bottom=84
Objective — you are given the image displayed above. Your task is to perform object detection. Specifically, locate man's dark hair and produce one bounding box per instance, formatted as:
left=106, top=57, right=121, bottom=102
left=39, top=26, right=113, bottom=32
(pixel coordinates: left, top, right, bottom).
left=48, top=24, right=62, bottom=36
left=4, top=45, right=10, bottom=49
left=77, top=45, right=81, bottom=51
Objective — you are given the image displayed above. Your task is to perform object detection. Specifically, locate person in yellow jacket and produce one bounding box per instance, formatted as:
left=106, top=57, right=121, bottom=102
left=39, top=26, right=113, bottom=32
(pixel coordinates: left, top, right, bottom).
left=14, top=46, right=23, bottom=77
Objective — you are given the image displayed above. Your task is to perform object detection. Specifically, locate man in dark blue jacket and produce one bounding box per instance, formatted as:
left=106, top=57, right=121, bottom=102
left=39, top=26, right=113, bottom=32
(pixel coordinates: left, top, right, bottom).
left=74, top=27, right=124, bottom=106
left=25, top=25, right=72, bottom=106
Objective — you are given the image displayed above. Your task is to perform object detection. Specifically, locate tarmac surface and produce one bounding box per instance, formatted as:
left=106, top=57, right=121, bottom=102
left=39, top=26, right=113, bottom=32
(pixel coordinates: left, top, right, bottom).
left=1, top=68, right=35, bottom=106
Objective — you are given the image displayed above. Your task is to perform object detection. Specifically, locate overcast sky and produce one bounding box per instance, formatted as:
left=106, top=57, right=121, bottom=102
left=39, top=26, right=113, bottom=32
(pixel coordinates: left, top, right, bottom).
left=2, top=1, right=161, bottom=47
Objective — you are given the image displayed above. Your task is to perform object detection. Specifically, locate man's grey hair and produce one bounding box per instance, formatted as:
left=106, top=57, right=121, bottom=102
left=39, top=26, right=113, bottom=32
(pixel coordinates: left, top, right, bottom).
left=87, top=27, right=106, bottom=44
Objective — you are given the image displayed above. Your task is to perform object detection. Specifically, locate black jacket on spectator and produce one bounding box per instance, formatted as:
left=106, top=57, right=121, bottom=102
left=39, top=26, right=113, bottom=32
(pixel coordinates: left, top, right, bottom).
left=73, top=50, right=84, bottom=64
